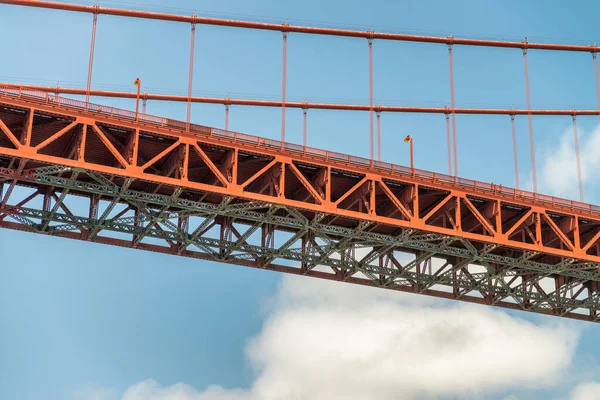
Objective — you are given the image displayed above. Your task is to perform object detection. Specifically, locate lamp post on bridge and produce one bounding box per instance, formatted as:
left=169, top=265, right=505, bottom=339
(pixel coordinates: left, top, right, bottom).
left=134, top=77, right=141, bottom=121
left=404, top=134, right=414, bottom=174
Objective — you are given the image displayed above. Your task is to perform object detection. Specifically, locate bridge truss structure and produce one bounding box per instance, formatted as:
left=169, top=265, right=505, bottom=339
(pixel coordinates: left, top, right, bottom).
left=2, top=0, right=600, bottom=322
left=2, top=88, right=600, bottom=322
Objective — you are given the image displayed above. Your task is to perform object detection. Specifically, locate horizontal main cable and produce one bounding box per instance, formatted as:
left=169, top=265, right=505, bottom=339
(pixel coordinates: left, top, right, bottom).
left=1, top=0, right=599, bottom=52
left=7, top=83, right=600, bottom=116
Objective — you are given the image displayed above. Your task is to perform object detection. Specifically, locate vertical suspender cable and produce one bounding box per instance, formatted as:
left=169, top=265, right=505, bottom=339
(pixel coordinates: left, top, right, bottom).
left=572, top=115, right=584, bottom=202
left=303, top=108, right=307, bottom=150
left=186, top=17, right=196, bottom=131
left=225, top=104, right=230, bottom=131
left=593, top=52, right=600, bottom=121
left=522, top=45, right=537, bottom=193
left=369, top=37, right=374, bottom=163
left=448, top=43, right=458, bottom=177
left=510, top=114, right=520, bottom=189
left=281, top=31, right=288, bottom=147
left=85, top=9, right=98, bottom=110
left=445, top=113, right=452, bottom=175
left=376, top=111, right=381, bottom=161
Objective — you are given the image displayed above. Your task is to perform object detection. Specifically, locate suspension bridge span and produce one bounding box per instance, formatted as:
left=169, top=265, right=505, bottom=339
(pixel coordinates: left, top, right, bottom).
left=2, top=0, right=600, bottom=323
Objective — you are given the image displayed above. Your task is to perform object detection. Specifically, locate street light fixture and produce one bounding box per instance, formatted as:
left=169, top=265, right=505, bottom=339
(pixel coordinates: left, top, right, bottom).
left=404, top=134, right=414, bottom=174
left=134, top=77, right=141, bottom=121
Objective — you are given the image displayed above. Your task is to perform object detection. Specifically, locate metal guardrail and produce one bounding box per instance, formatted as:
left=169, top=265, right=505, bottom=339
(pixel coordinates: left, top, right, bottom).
left=1, top=85, right=599, bottom=215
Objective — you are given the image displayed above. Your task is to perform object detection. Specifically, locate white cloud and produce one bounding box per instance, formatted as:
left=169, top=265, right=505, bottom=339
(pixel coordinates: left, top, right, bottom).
left=245, top=277, right=579, bottom=399
left=84, top=276, right=582, bottom=400
left=570, top=381, right=600, bottom=400
left=538, top=122, right=600, bottom=200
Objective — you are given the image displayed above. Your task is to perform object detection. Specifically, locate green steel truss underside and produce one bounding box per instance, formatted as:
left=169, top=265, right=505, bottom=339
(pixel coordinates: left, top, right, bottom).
left=1, top=164, right=600, bottom=322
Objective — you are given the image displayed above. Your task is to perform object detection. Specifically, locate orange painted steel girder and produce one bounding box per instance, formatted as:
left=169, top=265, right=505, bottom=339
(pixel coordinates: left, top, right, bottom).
left=2, top=92, right=600, bottom=321
left=2, top=0, right=600, bottom=53
left=4, top=83, right=600, bottom=116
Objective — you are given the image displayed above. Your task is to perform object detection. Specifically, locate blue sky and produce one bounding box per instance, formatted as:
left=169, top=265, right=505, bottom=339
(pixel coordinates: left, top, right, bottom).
left=2, top=1, right=600, bottom=399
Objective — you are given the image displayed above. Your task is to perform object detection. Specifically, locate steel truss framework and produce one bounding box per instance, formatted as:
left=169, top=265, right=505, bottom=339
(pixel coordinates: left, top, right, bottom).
left=2, top=94, right=600, bottom=322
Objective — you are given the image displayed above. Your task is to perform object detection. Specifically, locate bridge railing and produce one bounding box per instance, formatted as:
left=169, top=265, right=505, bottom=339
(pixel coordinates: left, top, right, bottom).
left=1, top=85, right=599, bottom=215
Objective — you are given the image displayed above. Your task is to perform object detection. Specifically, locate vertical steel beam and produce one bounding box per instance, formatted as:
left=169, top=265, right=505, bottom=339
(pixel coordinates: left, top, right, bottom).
left=232, top=148, right=238, bottom=185
left=79, top=125, right=87, bottom=162
left=132, top=208, right=141, bottom=245
left=279, top=163, right=285, bottom=198
left=132, top=129, right=139, bottom=166
left=448, top=44, right=458, bottom=177
left=0, top=161, right=31, bottom=218
left=21, top=109, right=33, bottom=146
left=300, top=234, right=308, bottom=272
left=522, top=46, right=537, bottom=193
left=511, top=114, right=520, bottom=189
left=186, top=18, right=197, bottom=131
left=572, top=115, right=584, bottom=202
left=43, top=189, right=52, bottom=212
left=0, top=180, right=16, bottom=209
left=182, top=143, right=189, bottom=180
left=281, top=32, right=288, bottom=147
left=85, top=9, right=98, bottom=110
left=89, top=194, right=100, bottom=220
left=178, top=215, right=189, bottom=250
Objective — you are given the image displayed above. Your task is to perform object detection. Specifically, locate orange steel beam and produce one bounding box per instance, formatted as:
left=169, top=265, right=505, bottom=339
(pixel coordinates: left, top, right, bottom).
left=2, top=0, right=600, bottom=53
left=6, top=83, right=600, bottom=116
left=2, top=88, right=600, bottom=261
